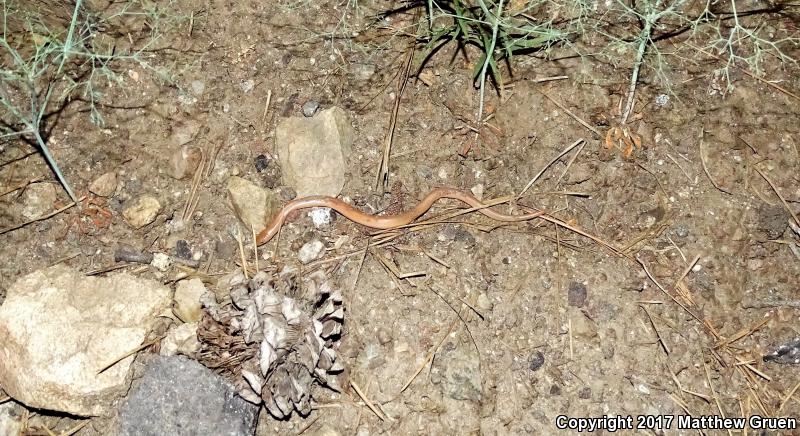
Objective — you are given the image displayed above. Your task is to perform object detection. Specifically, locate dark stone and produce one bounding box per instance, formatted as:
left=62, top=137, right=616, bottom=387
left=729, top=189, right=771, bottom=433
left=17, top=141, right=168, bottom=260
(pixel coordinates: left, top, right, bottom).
left=578, top=387, right=591, bottom=399
left=567, top=281, right=588, bottom=307
left=118, top=355, right=258, bottom=436
left=174, top=240, right=192, bottom=260
left=528, top=351, right=545, bottom=371
left=549, top=384, right=561, bottom=396
left=254, top=154, right=270, bottom=173
left=756, top=204, right=788, bottom=239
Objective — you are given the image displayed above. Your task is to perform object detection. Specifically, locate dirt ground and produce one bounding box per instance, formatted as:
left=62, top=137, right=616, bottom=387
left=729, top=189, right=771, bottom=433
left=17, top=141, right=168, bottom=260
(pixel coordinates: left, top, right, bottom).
left=1, top=0, right=799, bottom=435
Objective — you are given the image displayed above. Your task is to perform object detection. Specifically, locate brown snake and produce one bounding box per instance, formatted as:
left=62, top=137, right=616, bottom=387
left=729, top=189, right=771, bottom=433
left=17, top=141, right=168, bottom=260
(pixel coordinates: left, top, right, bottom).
left=255, top=187, right=545, bottom=246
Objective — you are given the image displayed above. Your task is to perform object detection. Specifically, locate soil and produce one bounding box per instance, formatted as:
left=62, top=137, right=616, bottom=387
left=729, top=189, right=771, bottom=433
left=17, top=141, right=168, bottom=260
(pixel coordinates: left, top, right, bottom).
left=1, top=1, right=799, bottom=435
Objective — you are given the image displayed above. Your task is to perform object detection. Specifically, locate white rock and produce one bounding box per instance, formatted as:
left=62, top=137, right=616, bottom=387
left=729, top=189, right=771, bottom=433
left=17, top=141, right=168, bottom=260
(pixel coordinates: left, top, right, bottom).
left=159, top=322, right=200, bottom=357
left=21, top=183, right=57, bottom=220
left=276, top=107, right=353, bottom=197
left=0, top=265, right=170, bottom=416
left=89, top=172, right=118, bottom=197
left=150, top=253, right=171, bottom=272
left=122, top=195, right=162, bottom=229
left=227, top=176, right=280, bottom=235
left=297, top=239, right=325, bottom=264
left=173, top=278, right=205, bottom=323
left=309, top=207, right=333, bottom=228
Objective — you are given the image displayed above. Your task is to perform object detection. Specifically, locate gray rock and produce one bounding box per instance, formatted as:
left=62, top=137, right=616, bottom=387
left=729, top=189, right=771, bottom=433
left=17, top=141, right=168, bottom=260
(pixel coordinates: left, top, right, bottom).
left=276, top=107, right=353, bottom=197
left=756, top=204, right=788, bottom=239
left=169, top=145, right=202, bottom=180
left=302, top=100, right=320, bottom=117
left=123, top=195, right=162, bottom=229
left=0, top=265, right=171, bottom=415
left=117, top=355, right=258, bottom=436
left=226, top=176, right=281, bottom=235
left=297, top=239, right=325, bottom=264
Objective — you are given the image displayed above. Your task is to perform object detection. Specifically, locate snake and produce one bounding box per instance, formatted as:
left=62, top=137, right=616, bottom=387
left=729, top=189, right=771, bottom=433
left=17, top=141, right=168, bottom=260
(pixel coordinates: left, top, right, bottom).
left=255, top=187, right=544, bottom=246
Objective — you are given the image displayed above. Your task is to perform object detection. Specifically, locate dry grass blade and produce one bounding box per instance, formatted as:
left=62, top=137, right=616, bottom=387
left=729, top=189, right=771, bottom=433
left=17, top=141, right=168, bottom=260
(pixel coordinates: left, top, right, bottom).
left=703, top=356, right=732, bottom=436
left=97, top=337, right=160, bottom=374
left=60, top=420, right=89, bottom=436
left=518, top=139, right=585, bottom=197
left=350, top=379, right=387, bottom=421
left=754, top=167, right=800, bottom=228
left=778, top=380, right=800, bottom=413
left=375, top=45, right=414, bottom=192
left=540, top=91, right=602, bottom=137
left=640, top=305, right=670, bottom=354
left=400, top=315, right=459, bottom=393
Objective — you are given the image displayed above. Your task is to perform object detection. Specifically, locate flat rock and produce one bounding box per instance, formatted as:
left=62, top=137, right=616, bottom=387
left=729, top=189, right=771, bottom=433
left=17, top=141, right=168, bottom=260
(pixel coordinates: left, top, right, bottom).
left=117, top=355, right=259, bottom=436
left=297, top=239, right=325, bottom=264
left=89, top=171, right=118, bottom=197
left=275, top=107, right=353, bottom=197
left=122, top=195, right=162, bottom=229
left=0, top=265, right=171, bottom=416
left=431, top=339, right=481, bottom=402
left=168, top=145, right=202, bottom=180
left=173, top=278, right=205, bottom=323
left=227, top=176, right=280, bottom=234
left=21, top=182, right=57, bottom=220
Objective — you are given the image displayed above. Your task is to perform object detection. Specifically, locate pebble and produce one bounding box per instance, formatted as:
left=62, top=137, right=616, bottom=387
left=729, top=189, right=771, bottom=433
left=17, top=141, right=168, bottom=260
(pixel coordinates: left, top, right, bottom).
left=567, top=281, right=588, bottom=307
left=122, top=195, right=162, bottom=229
left=240, top=79, right=254, bottom=93
left=302, top=100, right=320, bottom=117
left=169, top=145, right=202, bottom=180
left=190, top=80, right=205, bottom=96
left=297, top=239, right=325, bottom=264
left=254, top=154, right=270, bottom=172
left=226, top=176, right=281, bottom=234
left=746, top=258, right=763, bottom=271
left=174, top=240, right=192, bottom=260
left=476, top=293, right=493, bottom=311
left=529, top=350, right=545, bottom=371
left=309, top=207, right=334, bottom=228
left=150, top=253, right=172, bottom=271
left=89, top=171, right=118, bottom=197
left=173, top=278, right=206, bottom=323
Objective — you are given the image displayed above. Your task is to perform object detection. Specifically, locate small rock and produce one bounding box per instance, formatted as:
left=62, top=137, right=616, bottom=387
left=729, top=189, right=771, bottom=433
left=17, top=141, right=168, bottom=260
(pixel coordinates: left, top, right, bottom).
left=173, top=278, right=206, bottom=323
left=254, top=154, right=270, bottom=172
left=578, top=386, right=592, bottom=399
left=353, top=63, right=376, bottom=80
left=169, top=145, right=202, bottom=180
left=309, top=207, right=334, bottom=228
left=21, top=183, right=57, bottom=220
left=226, top=176, right=281, bottom=234
left=150, top=253, right=172, bottom=271
left=0, top=265, right=170, bottom=415
left=117, top=355, right=258, bottom=436
left=276, top=107, right=353, bottom=197
left=476, top=293, right=493, bottom=311
left=89, top=171, right=118, bottom=197
left=297, top=239, right=325, bottom=264
left=529, top=351, right=545, bottom=371
left=302, top=100, right=320, bottom=117
left=549, top=385, right=561, bottom=396
left=377, top=327, right=392, bottom=345
left=123, top=195, right=162, bottom=229
left=567, top=281, right=588, bottom=307
left=160, top=322, right=200, bottom=357
left=470, top=183, right=484, bottom=200
left=240, top=79, right=254, bottom=93
left=174, top=239, right=192, bottom=260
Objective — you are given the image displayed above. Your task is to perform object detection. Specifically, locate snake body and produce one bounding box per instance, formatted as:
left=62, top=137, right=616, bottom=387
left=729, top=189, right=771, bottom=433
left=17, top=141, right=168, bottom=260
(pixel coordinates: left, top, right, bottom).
left=256, top=188, right=544, bottom=246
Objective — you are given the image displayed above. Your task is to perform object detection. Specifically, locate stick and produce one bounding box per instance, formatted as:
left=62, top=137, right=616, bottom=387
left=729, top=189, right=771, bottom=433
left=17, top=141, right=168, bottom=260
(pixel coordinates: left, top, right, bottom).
left=0, top=196, right=84, bottom=235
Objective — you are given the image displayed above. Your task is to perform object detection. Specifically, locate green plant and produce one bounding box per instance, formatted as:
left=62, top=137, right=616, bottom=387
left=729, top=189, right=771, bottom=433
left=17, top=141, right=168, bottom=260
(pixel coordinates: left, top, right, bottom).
left=0, top=0, right=169, bottom=203
left=414, top=0, right=567, bottom=121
